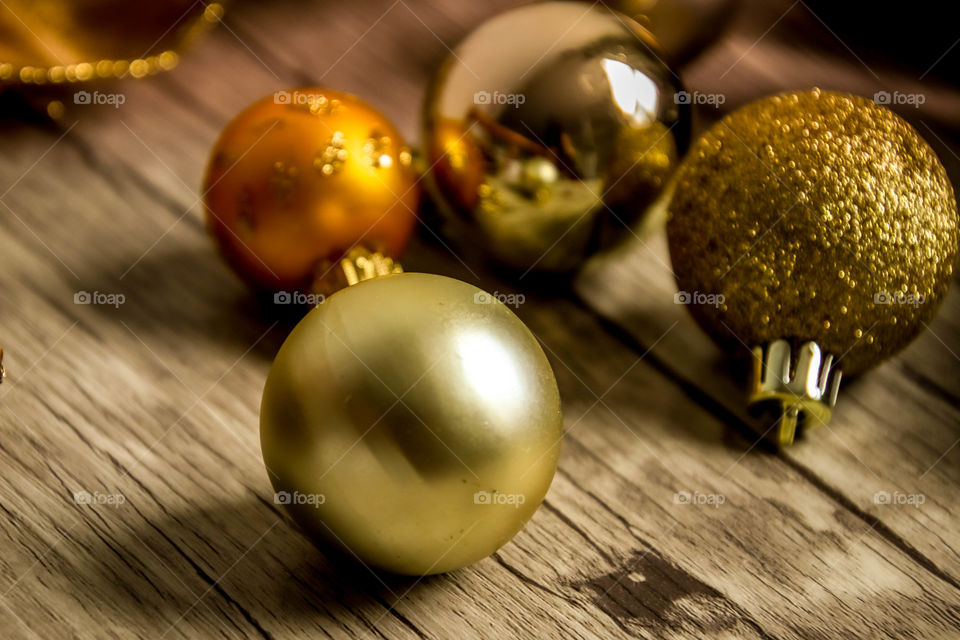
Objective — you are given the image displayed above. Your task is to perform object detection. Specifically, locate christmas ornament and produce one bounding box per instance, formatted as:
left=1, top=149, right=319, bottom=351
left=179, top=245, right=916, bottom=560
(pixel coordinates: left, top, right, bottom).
left=0, top=1, right=223, bottom=86
left=424, top=1, right=689, bottom=273
left=260, top=270, right=562, bottom=575
left=668, top=89, right=958, bottom=445
left=602, top=0, right=739, bottom=64
left=203, top=88, right=419, bottom=294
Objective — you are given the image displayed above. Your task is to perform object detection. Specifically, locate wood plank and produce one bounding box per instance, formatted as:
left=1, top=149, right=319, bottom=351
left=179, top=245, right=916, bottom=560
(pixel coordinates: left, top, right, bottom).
left=1, top=0, right=959, bottom=638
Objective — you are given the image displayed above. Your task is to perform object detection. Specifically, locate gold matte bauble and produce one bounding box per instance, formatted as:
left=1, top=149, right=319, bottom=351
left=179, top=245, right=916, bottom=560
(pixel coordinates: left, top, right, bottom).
left=260, top=273, right=563, bottom=575
left=424, top=1, right=689, bottom=273
left=667, top=89, right=958, bottom=377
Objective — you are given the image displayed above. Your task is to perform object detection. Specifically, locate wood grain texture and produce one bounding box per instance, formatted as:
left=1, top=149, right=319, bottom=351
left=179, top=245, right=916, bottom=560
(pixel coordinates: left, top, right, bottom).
left=1, top=0, right=959, bottom=638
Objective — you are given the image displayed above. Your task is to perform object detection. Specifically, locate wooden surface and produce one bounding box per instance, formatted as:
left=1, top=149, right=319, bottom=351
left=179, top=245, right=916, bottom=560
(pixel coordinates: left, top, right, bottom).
left=2, top=1, right=960, bottom=638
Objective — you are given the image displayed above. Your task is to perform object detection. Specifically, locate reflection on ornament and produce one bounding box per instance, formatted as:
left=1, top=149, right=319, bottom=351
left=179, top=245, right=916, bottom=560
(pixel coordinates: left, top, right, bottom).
left=260, top=272, right=562, bottom=575
left=203, top=88, right=419, bottom=294
left=602, top=0, right=738, bottom=64
left=0, top=1, right=224, bottom=85
left=424, top=1, right=689, bottom=273
left=667, top=89, right=958, bottom=445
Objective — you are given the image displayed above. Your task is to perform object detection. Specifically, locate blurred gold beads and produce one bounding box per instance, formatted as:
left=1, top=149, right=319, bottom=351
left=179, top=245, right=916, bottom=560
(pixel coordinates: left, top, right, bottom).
left=0, top=2, right=220, bottom=85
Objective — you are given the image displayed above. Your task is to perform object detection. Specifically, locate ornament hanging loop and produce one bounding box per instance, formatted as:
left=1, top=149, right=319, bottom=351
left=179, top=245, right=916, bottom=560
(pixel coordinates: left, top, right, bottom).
left=748, top=339, right=841, bottom=446
left=311, top=247, right=403, bottom=298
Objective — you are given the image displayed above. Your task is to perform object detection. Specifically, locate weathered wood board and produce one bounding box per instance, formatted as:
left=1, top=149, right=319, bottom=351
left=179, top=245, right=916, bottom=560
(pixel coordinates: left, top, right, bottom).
left=1, top=1, right=958, bottom=638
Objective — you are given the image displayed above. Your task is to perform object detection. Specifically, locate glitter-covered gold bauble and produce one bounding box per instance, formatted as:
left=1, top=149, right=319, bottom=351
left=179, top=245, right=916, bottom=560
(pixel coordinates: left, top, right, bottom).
left=261, top=273, right=562, bottom=575
left=667, top=89, right=958, bottom=444
left=204, top=88, right=418, bottom=294
left=424, top=1, right=689, bottom=273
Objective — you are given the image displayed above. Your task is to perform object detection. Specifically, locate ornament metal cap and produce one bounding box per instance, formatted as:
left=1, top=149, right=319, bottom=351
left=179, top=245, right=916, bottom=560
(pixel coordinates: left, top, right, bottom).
left=748, top=339, right=842, bottom=447
left=311, top=247, right=403, bottom=298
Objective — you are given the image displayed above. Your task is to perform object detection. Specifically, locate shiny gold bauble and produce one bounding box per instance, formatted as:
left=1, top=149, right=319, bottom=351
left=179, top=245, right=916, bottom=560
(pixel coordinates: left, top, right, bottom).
left=260, top=273, right=563, bottom=575
left=424, top=1, right=689, bottom=273
left=204, top=88, right=419, bottom=293
left=668, top=89, right=958, bottom=377
left=602, top=0, right=739, bottom=64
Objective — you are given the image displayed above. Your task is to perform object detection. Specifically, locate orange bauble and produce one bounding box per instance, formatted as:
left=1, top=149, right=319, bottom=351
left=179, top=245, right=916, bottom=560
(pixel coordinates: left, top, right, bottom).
left=203, top=88, right=419, bottom=292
